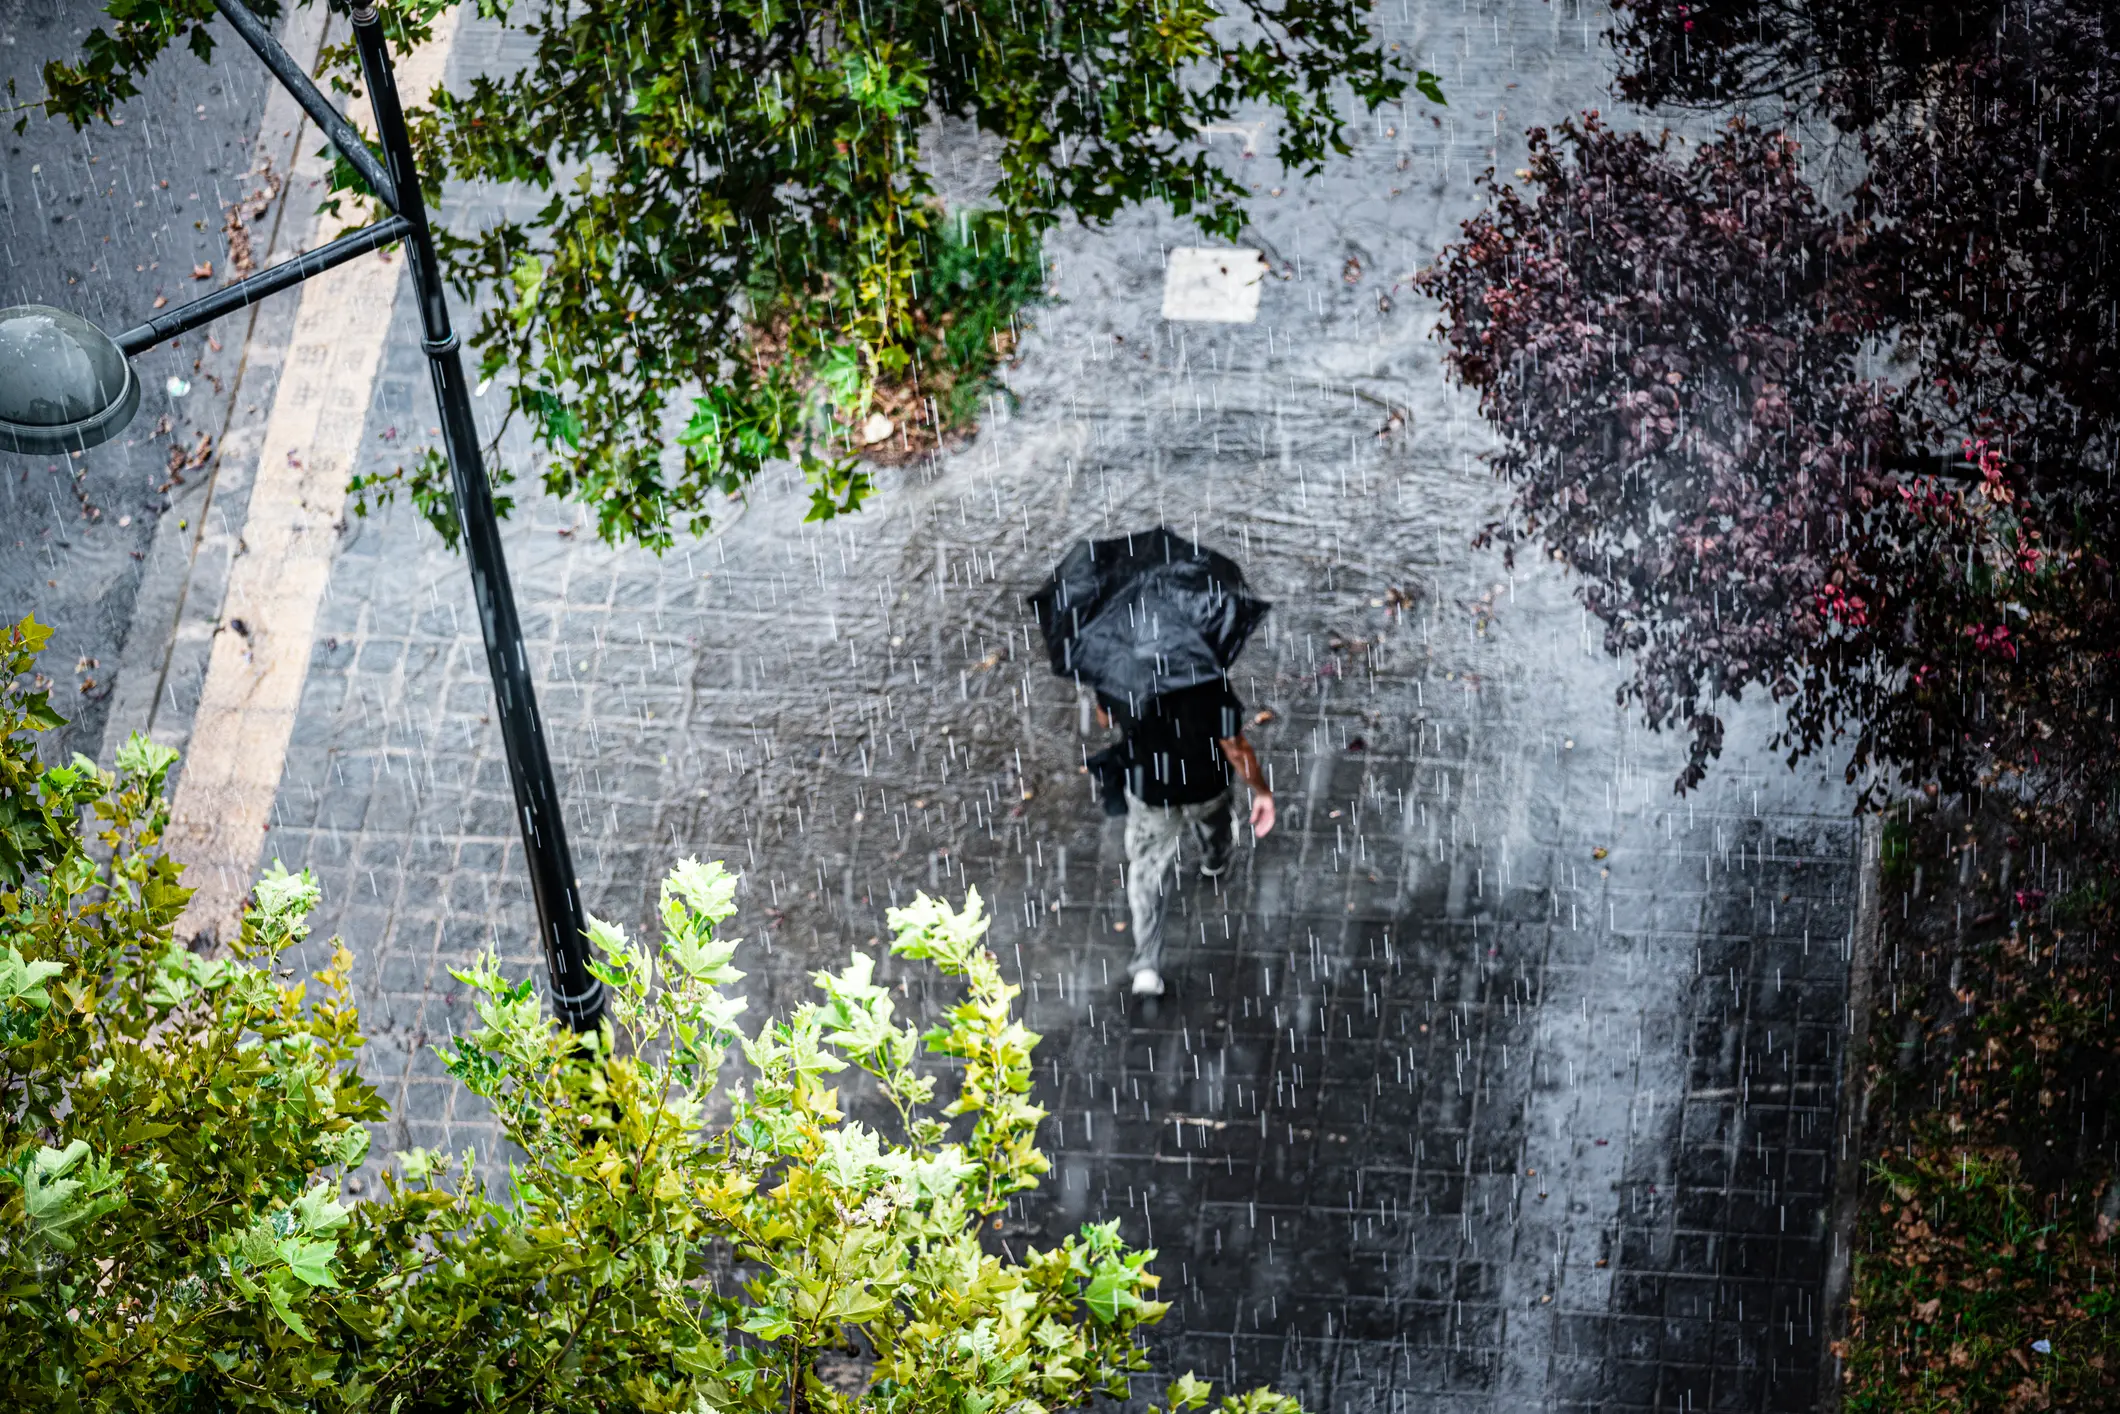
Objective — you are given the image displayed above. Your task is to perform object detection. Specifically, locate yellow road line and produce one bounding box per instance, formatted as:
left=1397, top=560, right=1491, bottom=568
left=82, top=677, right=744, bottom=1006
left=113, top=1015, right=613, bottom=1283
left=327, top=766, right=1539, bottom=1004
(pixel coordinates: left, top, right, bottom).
left=169, top=12, right=465, bottom=944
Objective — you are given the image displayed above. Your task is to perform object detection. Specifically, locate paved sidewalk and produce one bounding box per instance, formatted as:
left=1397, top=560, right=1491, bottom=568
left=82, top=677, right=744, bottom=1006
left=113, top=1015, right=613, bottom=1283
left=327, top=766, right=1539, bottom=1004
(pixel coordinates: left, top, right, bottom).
left=102, top=1, right=1863, bottom=1409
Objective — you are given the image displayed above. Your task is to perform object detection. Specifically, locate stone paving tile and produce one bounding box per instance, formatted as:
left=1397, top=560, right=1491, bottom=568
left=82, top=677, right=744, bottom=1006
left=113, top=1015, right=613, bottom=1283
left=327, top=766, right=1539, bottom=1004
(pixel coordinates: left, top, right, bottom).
left=233, top=1, right=1865, bottom=1409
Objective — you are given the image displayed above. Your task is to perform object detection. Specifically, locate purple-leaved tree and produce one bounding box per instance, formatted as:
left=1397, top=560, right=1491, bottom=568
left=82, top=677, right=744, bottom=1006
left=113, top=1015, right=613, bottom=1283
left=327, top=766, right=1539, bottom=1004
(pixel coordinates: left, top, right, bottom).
left=1422, top=2, right=2120, bottom=845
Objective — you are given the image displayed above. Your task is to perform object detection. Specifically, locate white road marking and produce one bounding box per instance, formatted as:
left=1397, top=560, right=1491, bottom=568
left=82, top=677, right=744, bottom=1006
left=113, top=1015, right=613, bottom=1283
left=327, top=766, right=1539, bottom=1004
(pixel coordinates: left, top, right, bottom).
left=1162, top=246, right=1269, bottom=323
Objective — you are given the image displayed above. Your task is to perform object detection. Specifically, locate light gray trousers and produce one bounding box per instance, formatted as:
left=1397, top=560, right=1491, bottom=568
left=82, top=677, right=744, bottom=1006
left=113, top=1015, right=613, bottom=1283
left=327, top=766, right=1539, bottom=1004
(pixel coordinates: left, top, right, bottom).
left=1122, top=790, right=1234, bottom=975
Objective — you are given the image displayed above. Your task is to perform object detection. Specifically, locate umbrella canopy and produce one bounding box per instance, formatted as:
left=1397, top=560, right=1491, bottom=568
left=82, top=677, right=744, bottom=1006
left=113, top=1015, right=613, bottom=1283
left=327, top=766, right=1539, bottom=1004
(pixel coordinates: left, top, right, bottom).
left=1027, top=526, right=1270, bottom=704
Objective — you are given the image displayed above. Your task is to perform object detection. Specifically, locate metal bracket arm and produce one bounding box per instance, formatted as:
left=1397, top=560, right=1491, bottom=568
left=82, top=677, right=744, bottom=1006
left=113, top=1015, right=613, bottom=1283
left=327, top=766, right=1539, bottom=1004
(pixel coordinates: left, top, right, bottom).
left=210, top=0, right=399, bottom=214
left=114, top=215, right=413, bottom=355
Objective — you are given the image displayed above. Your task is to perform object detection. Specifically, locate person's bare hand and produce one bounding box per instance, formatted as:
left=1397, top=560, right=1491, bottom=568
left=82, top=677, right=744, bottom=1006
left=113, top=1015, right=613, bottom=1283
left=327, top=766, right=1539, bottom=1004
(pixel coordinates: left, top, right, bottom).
left=1250, top=792, right=1276, bottom=838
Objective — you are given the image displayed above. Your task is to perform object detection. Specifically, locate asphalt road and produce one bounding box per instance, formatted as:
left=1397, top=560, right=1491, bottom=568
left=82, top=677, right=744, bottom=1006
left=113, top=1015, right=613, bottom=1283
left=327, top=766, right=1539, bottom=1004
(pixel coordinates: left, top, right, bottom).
left=3, top=0, right=280, bottom=760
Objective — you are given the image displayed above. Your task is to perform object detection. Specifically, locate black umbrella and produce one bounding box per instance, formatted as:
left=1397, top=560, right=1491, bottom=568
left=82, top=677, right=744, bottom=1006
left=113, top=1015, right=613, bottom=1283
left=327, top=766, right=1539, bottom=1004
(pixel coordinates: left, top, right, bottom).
left=1027, top=526, right=1270, bottom=706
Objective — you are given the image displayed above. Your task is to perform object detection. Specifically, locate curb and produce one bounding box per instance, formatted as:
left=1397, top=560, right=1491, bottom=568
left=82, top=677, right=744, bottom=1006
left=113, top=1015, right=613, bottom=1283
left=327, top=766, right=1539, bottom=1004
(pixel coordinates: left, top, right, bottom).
left=1818, top=809, right=1885, bottom=1410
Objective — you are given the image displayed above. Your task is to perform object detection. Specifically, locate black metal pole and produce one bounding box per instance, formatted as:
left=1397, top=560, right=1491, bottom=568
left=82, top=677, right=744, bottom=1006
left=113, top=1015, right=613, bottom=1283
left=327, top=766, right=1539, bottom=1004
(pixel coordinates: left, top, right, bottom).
left=345, top=2, right=603, bottom=1029
left=210, top=0, right=398, bottom=212
left=116, top=215, right=412, bottom=355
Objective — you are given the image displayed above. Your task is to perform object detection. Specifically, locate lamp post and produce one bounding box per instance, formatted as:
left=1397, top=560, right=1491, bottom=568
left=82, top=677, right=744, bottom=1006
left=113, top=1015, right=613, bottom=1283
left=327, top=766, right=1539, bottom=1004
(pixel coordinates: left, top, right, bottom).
left=0, top=0, right=603, bottom=1030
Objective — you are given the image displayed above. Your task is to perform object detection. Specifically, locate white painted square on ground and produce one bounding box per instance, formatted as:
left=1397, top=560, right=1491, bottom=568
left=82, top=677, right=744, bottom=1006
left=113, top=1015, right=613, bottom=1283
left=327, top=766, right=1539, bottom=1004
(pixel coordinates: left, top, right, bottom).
left=1161, top=247, right=1268, bottom=323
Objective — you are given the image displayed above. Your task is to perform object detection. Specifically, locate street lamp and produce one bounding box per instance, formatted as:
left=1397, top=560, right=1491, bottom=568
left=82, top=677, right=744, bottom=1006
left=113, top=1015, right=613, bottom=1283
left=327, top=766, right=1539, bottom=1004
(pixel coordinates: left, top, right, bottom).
left=0, top=0, right=603, bottom=1030
left=0, top=306, right=141, bottom=455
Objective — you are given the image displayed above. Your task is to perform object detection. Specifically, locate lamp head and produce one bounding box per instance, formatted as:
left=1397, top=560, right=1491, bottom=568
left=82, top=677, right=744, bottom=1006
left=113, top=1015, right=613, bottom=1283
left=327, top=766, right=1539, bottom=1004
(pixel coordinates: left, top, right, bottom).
left=0, top=305, right=140, bottom=455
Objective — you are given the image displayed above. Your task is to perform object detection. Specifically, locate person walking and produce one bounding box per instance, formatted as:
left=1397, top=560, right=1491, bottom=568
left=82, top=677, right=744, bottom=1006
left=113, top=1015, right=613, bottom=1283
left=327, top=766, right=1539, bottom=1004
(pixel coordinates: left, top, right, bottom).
left=1027, top=526, right=1275, bottom=998
left=1097, top=680, right=1274, bottom=996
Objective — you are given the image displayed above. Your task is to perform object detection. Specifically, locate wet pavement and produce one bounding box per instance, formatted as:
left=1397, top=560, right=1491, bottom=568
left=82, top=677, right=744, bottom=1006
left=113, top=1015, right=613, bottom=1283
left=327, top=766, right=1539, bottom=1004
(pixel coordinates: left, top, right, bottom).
left=22, top=0, right=1865, bottom=1408
left=1, top=0, right=308, bottom=763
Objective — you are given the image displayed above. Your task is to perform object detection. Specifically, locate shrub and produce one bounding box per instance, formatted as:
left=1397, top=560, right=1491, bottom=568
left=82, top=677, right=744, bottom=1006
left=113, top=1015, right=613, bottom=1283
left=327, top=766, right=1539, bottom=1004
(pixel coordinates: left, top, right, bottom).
left=0, top=613, right=1292, bottom=1413
left=0, top=613, right=390, bottom=1408
left=829, top=208, right=1050, bottom=467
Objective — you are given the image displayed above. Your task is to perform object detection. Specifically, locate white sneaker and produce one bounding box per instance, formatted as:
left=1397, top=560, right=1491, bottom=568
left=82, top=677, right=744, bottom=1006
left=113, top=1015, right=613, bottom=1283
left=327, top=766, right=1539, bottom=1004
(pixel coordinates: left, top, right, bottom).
left=1130, top=968, right=1165, bottom=997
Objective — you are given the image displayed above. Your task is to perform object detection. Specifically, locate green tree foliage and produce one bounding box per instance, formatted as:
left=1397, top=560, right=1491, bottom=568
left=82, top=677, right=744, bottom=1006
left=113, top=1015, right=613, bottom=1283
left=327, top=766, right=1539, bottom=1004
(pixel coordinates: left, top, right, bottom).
left=0, top=614, right=1297, bottom=1413
left=37, top=0, right=1437, bottom=546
